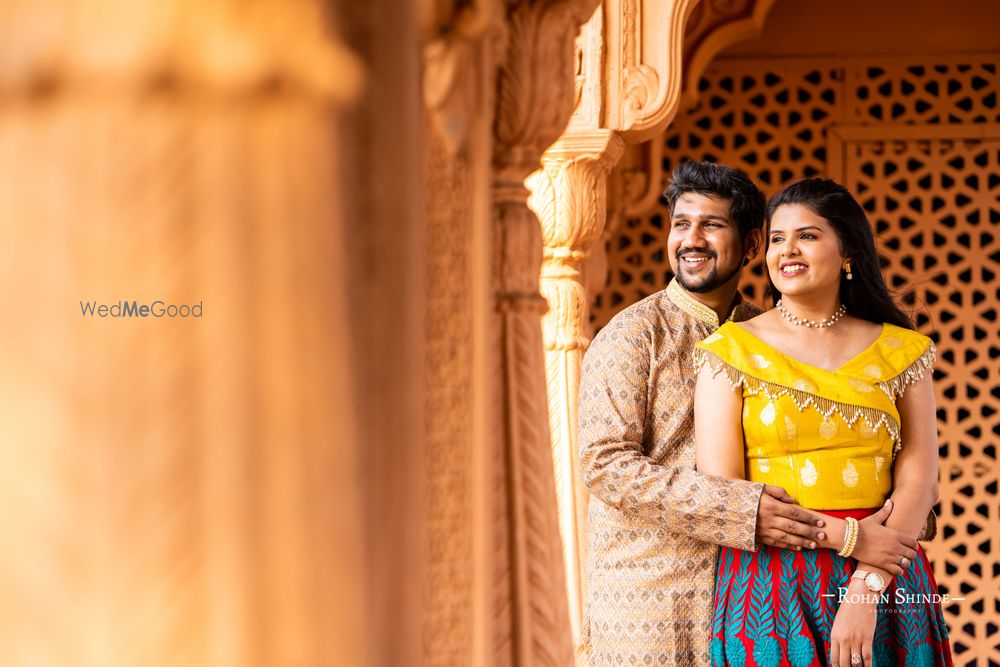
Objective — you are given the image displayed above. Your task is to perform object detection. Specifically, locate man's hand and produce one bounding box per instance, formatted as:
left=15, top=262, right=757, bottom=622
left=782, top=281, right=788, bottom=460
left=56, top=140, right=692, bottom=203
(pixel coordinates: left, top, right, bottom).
left=853, top=500, right=918, bottom=575
left=755, top=485, right=826, bottom=550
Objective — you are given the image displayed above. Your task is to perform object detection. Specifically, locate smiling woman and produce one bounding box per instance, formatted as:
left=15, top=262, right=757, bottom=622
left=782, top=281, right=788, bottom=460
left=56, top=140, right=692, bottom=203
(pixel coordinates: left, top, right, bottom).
left=763, top=179, right=915, bottom=331
left=769, top=209, right=844, bottom=286
left=694, top=178, right=953, bottom=667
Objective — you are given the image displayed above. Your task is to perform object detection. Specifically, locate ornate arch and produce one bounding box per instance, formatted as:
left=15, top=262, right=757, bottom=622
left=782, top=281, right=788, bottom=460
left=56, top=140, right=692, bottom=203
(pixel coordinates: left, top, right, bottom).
left=618, top=0, right=778, bottom=218
left=681, top=0, right=777, bottom=108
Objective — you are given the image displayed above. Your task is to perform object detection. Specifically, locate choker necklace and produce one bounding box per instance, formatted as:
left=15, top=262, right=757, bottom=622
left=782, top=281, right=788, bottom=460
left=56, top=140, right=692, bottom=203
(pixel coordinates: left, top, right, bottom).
left=777, top=299, right=847, bottom=328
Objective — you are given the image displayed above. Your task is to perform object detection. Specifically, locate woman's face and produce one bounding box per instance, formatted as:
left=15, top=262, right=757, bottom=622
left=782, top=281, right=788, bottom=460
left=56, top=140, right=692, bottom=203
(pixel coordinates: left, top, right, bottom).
left=766, top=204, right=846, bottom=299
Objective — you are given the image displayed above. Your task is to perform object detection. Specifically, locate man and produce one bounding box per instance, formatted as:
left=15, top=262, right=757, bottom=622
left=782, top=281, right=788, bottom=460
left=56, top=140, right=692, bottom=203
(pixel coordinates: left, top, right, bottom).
left=579, top=161, right=904, bottom=665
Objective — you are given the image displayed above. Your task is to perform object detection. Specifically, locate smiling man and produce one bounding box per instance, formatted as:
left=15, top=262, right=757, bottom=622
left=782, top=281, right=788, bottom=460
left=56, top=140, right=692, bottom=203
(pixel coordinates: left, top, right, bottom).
left=671, top=187, right=751, bottom=297
left=579, top=161, right=829, bottom=665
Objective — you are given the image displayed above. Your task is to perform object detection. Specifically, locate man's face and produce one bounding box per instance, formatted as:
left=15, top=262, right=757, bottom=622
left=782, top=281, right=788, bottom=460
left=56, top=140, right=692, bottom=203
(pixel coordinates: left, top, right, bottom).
left=667, top=192, right=748, bottom=293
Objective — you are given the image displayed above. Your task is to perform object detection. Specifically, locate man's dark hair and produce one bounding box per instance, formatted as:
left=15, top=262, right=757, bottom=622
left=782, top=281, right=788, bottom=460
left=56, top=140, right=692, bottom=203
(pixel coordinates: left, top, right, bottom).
left=662, top=160, right=766, bottom=241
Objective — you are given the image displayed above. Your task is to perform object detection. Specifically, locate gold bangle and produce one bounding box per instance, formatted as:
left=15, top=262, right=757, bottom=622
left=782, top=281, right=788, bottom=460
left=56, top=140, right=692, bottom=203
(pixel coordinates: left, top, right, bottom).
left=838, top=517, right=855, bottom=557
left=848, top=517, right=859, bottom=557
left=838, top=517, right=859, bottom=558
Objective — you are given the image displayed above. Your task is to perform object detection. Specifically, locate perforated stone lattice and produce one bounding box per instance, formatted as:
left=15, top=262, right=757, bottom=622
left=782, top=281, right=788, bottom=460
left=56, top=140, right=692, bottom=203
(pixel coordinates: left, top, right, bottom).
left=593, top=61, right=845, bottom=315
left=845, top=132, right=1000, bottom=664
left=847, top=61, right=1000, bottom=126
left=593, top=55, right=1000, bottom=665
left=594, top=57, right=1000, bottom=319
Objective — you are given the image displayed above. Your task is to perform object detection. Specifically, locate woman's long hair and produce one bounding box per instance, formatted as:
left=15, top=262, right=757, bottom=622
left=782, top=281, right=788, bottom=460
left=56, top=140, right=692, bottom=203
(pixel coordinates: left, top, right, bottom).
left=765, top=178, right=914, bottom=330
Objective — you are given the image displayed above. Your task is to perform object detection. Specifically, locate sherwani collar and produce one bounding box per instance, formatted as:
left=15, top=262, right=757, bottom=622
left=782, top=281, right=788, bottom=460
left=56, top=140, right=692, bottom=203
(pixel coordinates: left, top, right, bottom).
left=665, top=278, right=747, bottom=327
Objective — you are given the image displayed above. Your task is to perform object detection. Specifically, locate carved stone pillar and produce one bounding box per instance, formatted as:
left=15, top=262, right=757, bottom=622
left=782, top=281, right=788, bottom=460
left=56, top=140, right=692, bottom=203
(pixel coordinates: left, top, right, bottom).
left=526, top=129, right=624, bottom=656
left=490, top=1, right=600, bottom=664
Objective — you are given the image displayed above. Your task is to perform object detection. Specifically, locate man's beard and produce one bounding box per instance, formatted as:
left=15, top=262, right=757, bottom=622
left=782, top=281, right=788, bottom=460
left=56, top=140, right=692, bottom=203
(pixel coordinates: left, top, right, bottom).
left=674, top=254, right=743, bottom=293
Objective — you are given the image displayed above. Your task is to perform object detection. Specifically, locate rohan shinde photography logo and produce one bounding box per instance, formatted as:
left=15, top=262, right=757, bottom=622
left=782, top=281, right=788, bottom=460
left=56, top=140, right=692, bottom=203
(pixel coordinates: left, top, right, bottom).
left=823, top=587, right=963, bottom=609
left=80, top=300, right=203, bottom=318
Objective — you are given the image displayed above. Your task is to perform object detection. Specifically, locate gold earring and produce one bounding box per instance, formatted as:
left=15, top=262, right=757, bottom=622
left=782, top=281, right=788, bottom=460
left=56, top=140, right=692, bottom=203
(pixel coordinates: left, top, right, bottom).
left=844, top=260, right=853, bottom=280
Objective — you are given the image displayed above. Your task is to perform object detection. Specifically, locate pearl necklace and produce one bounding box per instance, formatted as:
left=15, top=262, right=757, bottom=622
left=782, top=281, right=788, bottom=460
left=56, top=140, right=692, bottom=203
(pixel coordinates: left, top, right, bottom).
left=777, top=299, right=847, bottom=328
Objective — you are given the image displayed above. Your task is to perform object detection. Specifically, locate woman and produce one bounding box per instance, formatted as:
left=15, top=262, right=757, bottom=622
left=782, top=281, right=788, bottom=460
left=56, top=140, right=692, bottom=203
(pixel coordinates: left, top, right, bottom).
left=693, top=178, right=953, bottom=667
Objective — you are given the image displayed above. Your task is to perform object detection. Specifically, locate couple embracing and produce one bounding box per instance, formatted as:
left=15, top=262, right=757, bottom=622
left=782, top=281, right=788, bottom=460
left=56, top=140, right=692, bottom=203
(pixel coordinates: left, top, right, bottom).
left=579, top=161, right=953, bottom=666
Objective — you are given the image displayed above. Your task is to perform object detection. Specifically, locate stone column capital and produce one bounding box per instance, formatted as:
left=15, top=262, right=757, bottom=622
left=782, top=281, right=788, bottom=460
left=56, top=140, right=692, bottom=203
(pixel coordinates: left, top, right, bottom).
left=528, top=129, right=625, bottom=273
left=539, top=129, right=626, bottom=168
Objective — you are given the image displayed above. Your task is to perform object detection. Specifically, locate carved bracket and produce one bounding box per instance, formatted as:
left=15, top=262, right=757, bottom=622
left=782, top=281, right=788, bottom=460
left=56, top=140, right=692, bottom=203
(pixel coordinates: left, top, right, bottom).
left=609, top=0, right=779, bottom=218
left=679, top=0, right=776, bottom=110
left=603, top=0, right=699, bottom=142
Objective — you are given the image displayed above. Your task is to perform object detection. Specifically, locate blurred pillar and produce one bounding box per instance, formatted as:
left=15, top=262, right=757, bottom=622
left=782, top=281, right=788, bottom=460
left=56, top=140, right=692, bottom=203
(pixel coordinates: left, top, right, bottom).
left=527, top=129, right=624, bottom=658
left=0, top=1, right=368, bottom=665
left=419, top=3, right=495, bottom=665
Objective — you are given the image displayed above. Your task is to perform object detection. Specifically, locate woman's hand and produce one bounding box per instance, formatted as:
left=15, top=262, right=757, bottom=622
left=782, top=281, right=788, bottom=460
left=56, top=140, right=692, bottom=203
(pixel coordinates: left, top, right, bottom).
left=808, top=501, right=916, bottom=574
left=829, top=580, right=879, bottom=666
left=853, top=501, right=918, bottom=575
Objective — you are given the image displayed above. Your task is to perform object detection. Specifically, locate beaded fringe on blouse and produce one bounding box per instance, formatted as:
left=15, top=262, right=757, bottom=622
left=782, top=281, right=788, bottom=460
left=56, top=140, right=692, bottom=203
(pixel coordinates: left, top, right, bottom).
left=692, top=344, right=935, bottom=456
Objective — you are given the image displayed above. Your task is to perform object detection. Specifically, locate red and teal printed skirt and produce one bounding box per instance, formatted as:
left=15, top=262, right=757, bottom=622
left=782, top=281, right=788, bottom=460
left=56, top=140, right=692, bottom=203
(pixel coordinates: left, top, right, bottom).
left=710, top=509, right=953, bottom=667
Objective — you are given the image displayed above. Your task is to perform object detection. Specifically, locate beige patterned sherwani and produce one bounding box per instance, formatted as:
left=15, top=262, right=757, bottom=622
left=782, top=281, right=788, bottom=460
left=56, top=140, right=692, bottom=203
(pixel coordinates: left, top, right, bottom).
left=579, top=279, right=766, bottom=665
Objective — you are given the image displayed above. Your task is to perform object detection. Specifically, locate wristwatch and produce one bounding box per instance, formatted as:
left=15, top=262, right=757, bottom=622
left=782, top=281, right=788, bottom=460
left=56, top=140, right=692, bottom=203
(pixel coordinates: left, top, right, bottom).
left=851, top=569, right=886, bottom=593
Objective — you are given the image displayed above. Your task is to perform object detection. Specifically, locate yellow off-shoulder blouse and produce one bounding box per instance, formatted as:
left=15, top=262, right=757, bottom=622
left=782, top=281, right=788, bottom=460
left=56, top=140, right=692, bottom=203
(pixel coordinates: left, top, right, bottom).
left=693, top=322, right=935, bottom=510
